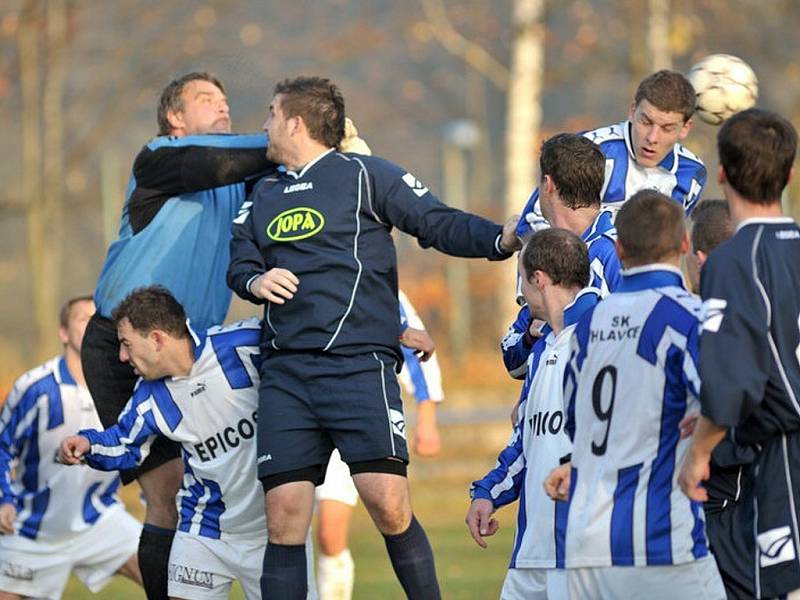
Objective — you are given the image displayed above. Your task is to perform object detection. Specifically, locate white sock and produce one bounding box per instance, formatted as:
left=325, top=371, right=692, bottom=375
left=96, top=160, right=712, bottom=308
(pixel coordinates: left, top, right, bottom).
left=317, top=549, right=354, bottom=600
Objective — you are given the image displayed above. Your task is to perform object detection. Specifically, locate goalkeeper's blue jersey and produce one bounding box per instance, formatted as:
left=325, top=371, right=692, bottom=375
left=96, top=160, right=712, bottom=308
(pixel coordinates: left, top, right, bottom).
left=0, top=357, right=122, bottom=542
left=516, top=121, right=706, bottom=238
left=80, top=319, right=265, bottom=542
left=563, top=266, right=709, bottom=568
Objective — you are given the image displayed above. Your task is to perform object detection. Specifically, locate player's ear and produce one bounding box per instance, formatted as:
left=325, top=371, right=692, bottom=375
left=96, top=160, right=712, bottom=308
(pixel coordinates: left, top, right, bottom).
left=149, top=329, right=165, bottom=350
left=542, top=174, right=555, bottom=195
left=679, top=230, right=690, bottom=256
left=717, top=165, right=727, bottom=186
left=628, top=101, right=637, bottom=121
left=166, top=109, right=184, bottom=133
left=696, top=249, right=709, bottom=268
left=788, top=166, right=795, bottom=186
left=678, top=117, right=693, bottom=140
left=615, top=239, right=626, bottom=264
left=58, top=326, right=69, bottom=346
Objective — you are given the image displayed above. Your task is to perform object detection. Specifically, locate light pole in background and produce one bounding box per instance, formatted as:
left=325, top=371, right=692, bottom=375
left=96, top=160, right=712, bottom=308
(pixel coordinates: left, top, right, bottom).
left=442, top=119, right=480, bottom=363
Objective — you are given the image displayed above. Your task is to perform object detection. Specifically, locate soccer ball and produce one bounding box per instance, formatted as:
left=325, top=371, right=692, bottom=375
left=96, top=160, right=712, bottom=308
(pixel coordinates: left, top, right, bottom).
left=687, top=54, right=758, bottom=125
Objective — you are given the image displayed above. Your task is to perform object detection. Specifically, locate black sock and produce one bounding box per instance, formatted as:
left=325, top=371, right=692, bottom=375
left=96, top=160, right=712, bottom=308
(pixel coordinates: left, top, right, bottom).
left=138, top=524, right=175, bottom=600
left=261, top=542, right=308, bottom=600
left=383, top=515, right=441, bottom=600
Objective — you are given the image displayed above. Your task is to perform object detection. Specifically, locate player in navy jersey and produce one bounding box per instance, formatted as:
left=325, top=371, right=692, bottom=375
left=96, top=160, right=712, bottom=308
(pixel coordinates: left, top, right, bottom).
left=228, top=76, right=521, bottom=600
left=517, top=70, right=706, bottom=240
left=468, top=228, right=597, bottom=600
left=80, top=72, right=274, bottom=600
left=315, top=290, right=445, bottom=600
left=545, top=191, right=725, bottom=599
left=678, top=109, right=800, bottom=599
left=502, top=133, right=622, bottom=382
left=681, top=198, right=755, bottom=599
left=0, top=296, right=141, bottom=599
left=60, top=287, right=317, bottom=600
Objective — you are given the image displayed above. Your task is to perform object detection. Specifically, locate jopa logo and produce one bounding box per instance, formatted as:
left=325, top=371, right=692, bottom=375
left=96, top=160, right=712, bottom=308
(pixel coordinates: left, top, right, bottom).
left=267, top=207, right=325, bottom=241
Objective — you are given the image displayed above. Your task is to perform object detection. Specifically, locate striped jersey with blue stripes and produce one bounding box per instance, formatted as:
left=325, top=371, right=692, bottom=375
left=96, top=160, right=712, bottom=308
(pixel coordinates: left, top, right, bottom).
left=563, top=266, right=708, bottom=567
left=472, top=289, right=598, bottom=569
left=0, top=356, right=122, bottom=541
left=80, top=318, right=265, bottom=542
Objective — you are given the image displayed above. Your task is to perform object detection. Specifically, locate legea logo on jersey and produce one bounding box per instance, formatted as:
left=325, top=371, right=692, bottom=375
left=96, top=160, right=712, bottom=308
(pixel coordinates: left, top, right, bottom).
left=267, top=207, right=325, bottom=241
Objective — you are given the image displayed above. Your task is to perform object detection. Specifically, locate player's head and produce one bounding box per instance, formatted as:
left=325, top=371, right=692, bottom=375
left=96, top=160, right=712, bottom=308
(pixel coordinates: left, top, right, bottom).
left=58, top=295, right=95, bottom=355
left=686, top=199, right=733, bottom=290
left=518, top=228, right=589, bottom=321
left=112, top=286, right=190, bottom=380
left=538, top=133, right=604, bottom=223
left=615, top=189, right=688, bottom=268
left=628, top=70, right=695, bottom=168
left=264, top=76, right=345, bottom=164
left=157, top=72, right=230, bottom=137
left=718, top=108, right=797, bottom=205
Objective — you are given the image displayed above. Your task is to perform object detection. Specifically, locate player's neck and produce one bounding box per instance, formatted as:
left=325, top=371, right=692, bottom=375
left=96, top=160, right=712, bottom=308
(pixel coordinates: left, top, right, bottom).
left=64, top=347, right=86, bottom=387
left=165, top=338, right=195, bottom=378
left=727, top=191, right=784, bottom=227
left=551, top=205, right=598, bottom=237
left=543, top=286, right=579, bottom=335
left=285, top=140, right=332, bottom=173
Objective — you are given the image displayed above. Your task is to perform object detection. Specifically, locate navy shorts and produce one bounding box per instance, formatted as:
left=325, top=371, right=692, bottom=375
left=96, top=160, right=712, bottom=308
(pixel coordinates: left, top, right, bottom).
left=256, top=350, right=408, bottom=481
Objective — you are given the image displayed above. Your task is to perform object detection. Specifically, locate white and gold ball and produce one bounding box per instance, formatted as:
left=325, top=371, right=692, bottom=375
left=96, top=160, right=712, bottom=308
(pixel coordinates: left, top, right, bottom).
left=687, top=54, right=758, bottom=126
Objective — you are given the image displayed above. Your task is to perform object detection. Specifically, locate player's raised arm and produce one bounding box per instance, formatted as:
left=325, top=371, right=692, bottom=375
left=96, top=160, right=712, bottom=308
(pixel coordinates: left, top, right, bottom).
left=227, top=184, right=270, bottom=305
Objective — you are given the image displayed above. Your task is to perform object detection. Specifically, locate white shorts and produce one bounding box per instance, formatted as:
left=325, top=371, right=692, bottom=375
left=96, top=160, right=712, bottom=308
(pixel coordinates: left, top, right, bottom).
left=0, top=503, right=140, bottom=600
left=501, top=567, right=567, bottom=599
left=315, top=449, right=358, bottom=507
left=567, top=555, right=726, bottom=600
left=168, top=530, right=318, bottom=600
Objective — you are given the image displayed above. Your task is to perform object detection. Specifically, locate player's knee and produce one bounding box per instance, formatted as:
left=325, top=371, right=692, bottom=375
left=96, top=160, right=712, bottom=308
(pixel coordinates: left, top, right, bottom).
left=318, top=525, right=348, bottom=555
left=366, top=501, right=411, bottom=535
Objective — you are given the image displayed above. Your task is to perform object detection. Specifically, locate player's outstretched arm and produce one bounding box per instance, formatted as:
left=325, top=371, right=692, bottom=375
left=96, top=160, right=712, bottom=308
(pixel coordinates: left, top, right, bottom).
left=499, top=214, right=522, bottom=253
left=465, top=498, right=499, bottom=548
left=58, top=435, right=90, bottom=465
left=543, top=463, right=571, bottom=502
left=0, top=502, right=16, bottom=534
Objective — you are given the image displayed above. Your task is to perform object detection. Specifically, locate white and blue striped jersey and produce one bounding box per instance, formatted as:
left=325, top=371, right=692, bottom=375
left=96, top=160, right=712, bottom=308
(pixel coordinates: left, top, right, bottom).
left=563, top=266, right=708, bottom=567
left=502, top=210, right=621, bottom=378
left=398, top=290, right=444, bottom=403
left=80, top=318, right=264, bottom=542
left=0, top=356, right=123, bottom=542
left=516, top=121, right=707, bottom=238
left=472, top=289, right=599, bottom=569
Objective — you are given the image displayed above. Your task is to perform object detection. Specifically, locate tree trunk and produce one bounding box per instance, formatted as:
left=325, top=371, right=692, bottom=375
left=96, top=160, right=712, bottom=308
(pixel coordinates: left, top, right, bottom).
left=501, top=0, right=545, bottom=333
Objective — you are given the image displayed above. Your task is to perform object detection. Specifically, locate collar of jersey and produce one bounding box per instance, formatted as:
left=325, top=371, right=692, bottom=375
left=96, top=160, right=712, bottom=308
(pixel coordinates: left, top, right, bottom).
left=623, top=120, right=678, bottom=173
left=187, top=319, right=207, bottom=361
left=563, top=287, right=601, bottom=327
left=284, top=147, right=335, bottom=180
left=618, top=264, right=685, bottom=292
left=58, top=355, right=77, bottom=385
left=581, top=209, right=616, bottom=244
left=736, top=216, right=796, bottom=233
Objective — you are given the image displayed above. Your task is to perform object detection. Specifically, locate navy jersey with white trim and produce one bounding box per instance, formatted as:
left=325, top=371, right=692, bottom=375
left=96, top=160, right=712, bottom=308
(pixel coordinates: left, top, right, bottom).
left=0, top=357, right=122, bottom=542
left=94, top=133, right=273, bottom=331
left=699, top=218, right=800, bottom=442
left=516, top=121, right=706, bottom=238
left=228, top=150, right=509, bottom=361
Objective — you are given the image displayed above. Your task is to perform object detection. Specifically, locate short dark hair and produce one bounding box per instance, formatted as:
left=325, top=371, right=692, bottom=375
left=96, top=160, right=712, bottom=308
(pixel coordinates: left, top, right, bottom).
left=634, top=70, right=696, bottom=121
left=718, top=108, right=797, bottom=205
left=111, top=286, right=189, bottom=339
left=157, top=72, right=225, bottom=136
left=59, top=295, right=94, bottom=329
left=521, top=228, right=590, bottom=289
left=540, top=133, right=605, bottom=210
left=690, top=199, right=733, bottom=254
left=616, top=190, right=685, bottom=265
left=274, top=76, right=345, bottom=148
